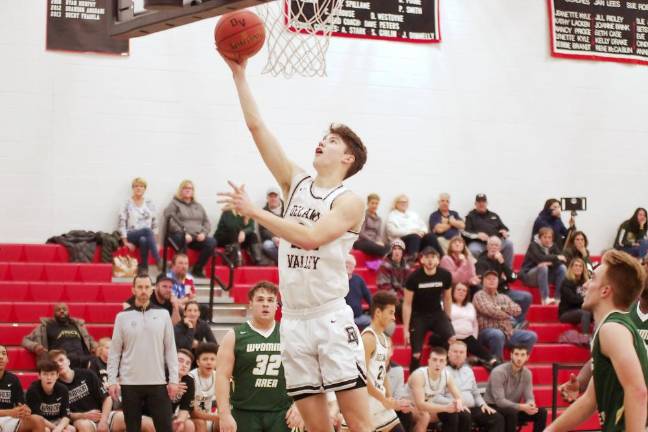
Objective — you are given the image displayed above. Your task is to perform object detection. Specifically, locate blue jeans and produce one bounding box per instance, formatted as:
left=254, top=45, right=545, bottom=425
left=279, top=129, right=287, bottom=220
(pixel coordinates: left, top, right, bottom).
left=505, top=289, right=532, bottom=324
left=262, top=239, right=278, bottom=263
left=478, top=328, right=538, bottom=360
left=354, top=314, right=371, bottom=331
left=468, top=238, right=514, bottom=269
left=521, top=264, right=566, bottom=301
left=127, top=228, right=161, bottom=269
left=622, top=239, right=648, bottom=259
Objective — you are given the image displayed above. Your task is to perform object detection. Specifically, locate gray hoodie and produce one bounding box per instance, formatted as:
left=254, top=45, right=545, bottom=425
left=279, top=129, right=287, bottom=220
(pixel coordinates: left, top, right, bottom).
left=163, top=198, right=211, bottom=237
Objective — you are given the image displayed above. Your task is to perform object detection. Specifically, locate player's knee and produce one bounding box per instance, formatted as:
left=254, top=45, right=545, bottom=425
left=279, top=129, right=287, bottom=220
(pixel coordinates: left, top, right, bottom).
left=23, top=414, right=46, bottom=432
left=184, top=420, right=195, bottom=432
left=72, top=420, right=93, bottom=432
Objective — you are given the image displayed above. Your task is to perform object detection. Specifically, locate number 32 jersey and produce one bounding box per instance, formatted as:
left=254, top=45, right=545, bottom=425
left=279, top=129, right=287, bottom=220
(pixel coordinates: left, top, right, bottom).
left=231, top=321, right=291, bottom=412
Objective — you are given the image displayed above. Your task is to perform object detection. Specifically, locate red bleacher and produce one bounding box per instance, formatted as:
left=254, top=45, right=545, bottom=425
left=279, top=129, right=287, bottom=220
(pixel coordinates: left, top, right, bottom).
left=0, top=244, right=598, bottom=430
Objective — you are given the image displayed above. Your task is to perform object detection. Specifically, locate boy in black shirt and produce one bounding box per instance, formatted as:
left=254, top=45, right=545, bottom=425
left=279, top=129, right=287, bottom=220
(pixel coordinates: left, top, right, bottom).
left=0, top=344, right=46, bottom=432
left=88, top=338, right=110, bottom=394
left=49, top=350, right=127, bottom=432
left=402, top=247, right=455, bottom=373
left=25, top=360, right=73, bottom=432
left=172, top=350, right=195, bottom=432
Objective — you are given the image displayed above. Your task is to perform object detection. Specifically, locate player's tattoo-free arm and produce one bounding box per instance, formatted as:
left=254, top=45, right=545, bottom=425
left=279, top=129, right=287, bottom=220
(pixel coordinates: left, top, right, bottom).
left=409, top=372, right=450, bottom=414
left=443, top=288, right=452, bottom=319
left=215, top=330, right=236, bottom=418
left=362, top=333, right=389, bottom=406
left=545, top=379, right=596, bottom=432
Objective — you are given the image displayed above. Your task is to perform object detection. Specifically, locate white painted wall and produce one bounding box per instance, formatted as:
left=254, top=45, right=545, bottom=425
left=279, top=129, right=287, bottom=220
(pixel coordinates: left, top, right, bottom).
left=0, top=0, right=646, bottom=255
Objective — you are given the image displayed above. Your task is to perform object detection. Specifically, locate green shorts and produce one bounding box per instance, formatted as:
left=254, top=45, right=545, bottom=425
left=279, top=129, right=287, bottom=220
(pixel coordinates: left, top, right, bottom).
left=232, top=408, right=290, bottom=432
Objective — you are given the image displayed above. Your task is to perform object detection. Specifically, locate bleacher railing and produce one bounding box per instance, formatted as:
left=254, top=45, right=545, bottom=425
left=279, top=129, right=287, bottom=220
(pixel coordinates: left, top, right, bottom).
left=162, top=215, right=235, bottom=323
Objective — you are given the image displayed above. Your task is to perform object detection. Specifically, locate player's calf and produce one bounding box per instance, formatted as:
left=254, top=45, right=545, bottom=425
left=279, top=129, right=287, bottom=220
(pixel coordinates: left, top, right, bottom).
left=72, top=419, right=96, bottom=432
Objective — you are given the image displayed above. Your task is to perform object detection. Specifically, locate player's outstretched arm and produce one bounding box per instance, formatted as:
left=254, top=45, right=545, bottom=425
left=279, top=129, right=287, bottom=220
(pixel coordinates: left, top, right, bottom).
left=545, top=379, right=596, bottom=432
left=220, top=55, right=300, bottom=192
left=600, top=322, right=648, bottom=432
left=215, top=330, right=237, bottom=432
left=219, top=183, right=364, bottom=250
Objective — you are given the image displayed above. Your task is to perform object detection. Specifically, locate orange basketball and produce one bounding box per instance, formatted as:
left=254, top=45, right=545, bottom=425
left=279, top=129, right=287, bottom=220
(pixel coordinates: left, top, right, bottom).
left=215, top=10, right=266, bottom=61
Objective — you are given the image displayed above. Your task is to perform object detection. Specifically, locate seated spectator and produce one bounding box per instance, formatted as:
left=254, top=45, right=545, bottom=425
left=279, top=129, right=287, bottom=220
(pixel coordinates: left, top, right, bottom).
left=563, top=230, right=593, bottom=273
left=124, top=274, right=182, bottom=325
left=26, top=359, right=73, bottom=432
left=474, top=271, right=537, bottom=361
left=88, top=337, right=110, bottom=392
left=376, top=239, right=410, bottom=317
left=429, top=193, right=465, bottom=254
left=0, top=344, right=47, bottom=432
left=613, top=207, right=648, bottom=258
left=167, top=253, right=196, bottom=306
left=464, top=194, right=514, bottom=268
left=354, top=193, right=390, bottom=257
left=531, top=198, right=574, bottom=250
left=344, top=254, right=372, bottom=330
left=173, top=350, right=196, bottom=432
left=21, top=303, right=96, bottom=368
left=386, top=194, right=441, bottom=261
left=483, top=346, right=547, bottom=432
left=258, top=186, right=284, bottom=265
left=519, top=227, right=567, bottom=305
left=558, top=258, right=592, bottom=336
left=408, top=347, right=471, bottom=432
left=441, top=341, right=504, bottom=432
left=440, top=236, right=480, bottom=295
left=215, top=205, right=267, bottom=266
left=403, top=247, right=454, bottom=372
left=476, top=236, right=532, bottom=327
left=450, top=284, right=497, bottom=370
left=118, top=177, right=162, bottom=274
left=163, top=180, right=217, bottom=278
left=174, top=301, right=218, bottom=354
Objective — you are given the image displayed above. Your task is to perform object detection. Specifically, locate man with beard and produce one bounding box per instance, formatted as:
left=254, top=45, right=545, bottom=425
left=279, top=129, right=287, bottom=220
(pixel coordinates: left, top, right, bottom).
left=21, top=303, right=96, bottom=368
left=124, top=274, right=181, bottom=325
left=166, top=253, right=196, bottom=306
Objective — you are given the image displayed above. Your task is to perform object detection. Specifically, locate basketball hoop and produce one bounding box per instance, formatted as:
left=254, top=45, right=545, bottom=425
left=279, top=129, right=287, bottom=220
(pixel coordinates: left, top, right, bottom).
left=256, top=0, right=344, bottom=78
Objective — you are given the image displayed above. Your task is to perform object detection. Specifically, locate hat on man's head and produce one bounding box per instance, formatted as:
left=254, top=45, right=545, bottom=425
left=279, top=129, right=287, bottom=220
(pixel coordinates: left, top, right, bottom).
left=419, top=246, right=439, bottom=258
left=482, top=269, right=499, bottom=278
left=156, top=274, right=174, bottom=285
left=475, top=193, right=488, bottom=202
left=390, top=239, right=406, bottom=251
left=266, top=186, right=281, bottom=196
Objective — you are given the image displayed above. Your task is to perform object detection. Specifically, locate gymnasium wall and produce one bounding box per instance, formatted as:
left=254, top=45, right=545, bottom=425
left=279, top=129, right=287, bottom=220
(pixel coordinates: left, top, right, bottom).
left=0, top=0, right=646, bottom=254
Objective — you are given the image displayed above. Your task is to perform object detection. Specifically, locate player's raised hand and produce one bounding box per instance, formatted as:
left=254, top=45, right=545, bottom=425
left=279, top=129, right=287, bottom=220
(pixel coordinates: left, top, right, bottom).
left=218, top=181, right=256, bottom=218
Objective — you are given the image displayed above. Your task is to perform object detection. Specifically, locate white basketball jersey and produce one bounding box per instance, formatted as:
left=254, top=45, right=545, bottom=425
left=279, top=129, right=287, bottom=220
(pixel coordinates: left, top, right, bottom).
left=362, top=327, right=390, bottom=395
left=278, top=174, right=358, bottom=310
left=189, top=369, right=216, bottom=414
left=414, top=367, right=448, bottom=402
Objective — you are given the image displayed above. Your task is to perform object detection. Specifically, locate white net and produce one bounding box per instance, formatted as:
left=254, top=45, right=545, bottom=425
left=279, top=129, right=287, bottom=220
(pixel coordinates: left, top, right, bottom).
left=256, top=0, right=344, bottom=78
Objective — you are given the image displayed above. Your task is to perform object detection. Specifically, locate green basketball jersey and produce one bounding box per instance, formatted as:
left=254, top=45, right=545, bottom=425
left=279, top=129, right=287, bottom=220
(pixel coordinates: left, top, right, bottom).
left=591, top=310, right=648, bottom=432
left=231, top=321, right=291, bottom=412
left=628, top=301, right=648, bottom=349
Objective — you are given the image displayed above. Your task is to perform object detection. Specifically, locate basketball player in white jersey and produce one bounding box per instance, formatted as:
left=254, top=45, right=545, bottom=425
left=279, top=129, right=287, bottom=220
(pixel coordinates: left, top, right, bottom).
left=342, top=291, right=411, bottom=432
left=218, top=56, right=371, bottom=432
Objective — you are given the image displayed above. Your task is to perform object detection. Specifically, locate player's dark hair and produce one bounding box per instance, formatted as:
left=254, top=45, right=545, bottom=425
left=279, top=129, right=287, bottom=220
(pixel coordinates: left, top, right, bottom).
left=510, top=345, right=529, bottom=354
left=48, top=349, right=67, bottom=361
left=602, top=250, right=646, bottom=310
left=330, top=123, right=367, bottom=179
left=248, top=281, right=279, bottom=301
left=195, top=342, right=219, bottom=360
left=178, top=348, right=195, bottom=362
left=429, top=346, right=447, bottom=357
left=369, top=291, right=398, bottom=318
left=37, top=359, right=59, bottom=373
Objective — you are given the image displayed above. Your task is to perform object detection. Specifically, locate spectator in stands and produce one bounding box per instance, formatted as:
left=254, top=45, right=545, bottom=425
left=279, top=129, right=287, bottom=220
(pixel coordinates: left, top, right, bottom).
left=613, top=207, right=648, bottom=258
left=483, top=346, right=547, bottom=432
left=0, top=344, right=47, bottom=432
left=476, top=236, right=532, bottom=328
left=124, top=274, right=182, bottom=325
left=429, top=193, right=465, bottom=254
left=408, top=346, right=470, bottom=432
left=258, top=186, right=284, bottom=265
left=519, top=227, right=567, bottom=305
left=441, top=341, right=504, bottom=432
left=164, top=180, right=217, bottom=278
left=403, top=247, right=454, bottom=373
left=21, top=303, right=96, bottom=368
left=174, top=301, right=217, bottom=354
left=558, top=258, right=592, bottom=336
left=344, top=254, right=372, bottom=330
left=440, top=236, right=480, bottom=295
left=376, top=239, right=410, bottom=313
left=118, top=177, right=162, bottom=274
left=354, top=193, right=390, bottom=257
left=26, top=360, right=73, bottom=432
left=386, top=194, right=442, bottom=261
left=562, top=230, right=593, bottom=274
left=167, top=253, right=196, bottom=306
left=450, top=284, right=498, bottom=370
left=50, top=349, right=126, bottom=432
left=531, top=198, right=574, bottom=250
left=215, top=205, right=266, bottom=266
left=88, top=337, right=110, bottom=393
left=474, top=271, right=537, bottom=362
left=464, top=194, right=514, bottom=268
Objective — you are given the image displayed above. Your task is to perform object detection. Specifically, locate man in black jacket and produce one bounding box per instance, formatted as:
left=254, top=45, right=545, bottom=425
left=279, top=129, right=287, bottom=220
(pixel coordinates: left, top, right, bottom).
left=519, top=228, right=567, bottom=305
left=464, top=194, right=514, bottom=268
left=258, top=186, right=284, bottom=265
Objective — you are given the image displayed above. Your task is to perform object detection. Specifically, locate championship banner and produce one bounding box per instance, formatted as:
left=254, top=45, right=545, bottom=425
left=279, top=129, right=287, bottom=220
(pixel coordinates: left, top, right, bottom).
left=47, top=0, right=129, bottom=55
left=548, top=0, right=648, bottom=65
left=292, top=0, right=441, bottom=43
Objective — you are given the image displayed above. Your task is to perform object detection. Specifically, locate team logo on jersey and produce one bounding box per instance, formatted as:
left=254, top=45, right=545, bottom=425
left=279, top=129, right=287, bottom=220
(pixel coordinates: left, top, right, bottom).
left=345, top=326, right=359, bottom=345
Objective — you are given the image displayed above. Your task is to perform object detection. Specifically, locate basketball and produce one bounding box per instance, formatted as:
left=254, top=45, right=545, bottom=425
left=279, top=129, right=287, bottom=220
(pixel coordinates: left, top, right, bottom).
left=215, top=10, right=266, bottom=61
